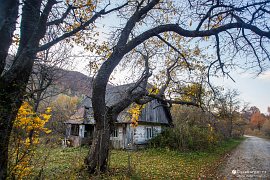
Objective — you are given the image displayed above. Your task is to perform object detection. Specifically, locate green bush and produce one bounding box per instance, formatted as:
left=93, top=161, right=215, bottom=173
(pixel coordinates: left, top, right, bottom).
left=149, top=105, right=229, bottom=151
left=149, top=126, right=220, bottom=151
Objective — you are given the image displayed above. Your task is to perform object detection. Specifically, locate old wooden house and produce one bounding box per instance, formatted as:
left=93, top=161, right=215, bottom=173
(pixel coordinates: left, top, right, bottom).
left=65, top=84, right=172, bottom=149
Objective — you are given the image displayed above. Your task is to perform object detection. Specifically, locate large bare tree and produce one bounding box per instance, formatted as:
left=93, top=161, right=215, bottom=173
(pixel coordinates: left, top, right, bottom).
left=85, top=0, right=270, bottom=173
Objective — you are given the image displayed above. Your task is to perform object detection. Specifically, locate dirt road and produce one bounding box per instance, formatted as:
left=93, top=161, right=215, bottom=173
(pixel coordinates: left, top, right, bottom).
left=220, top=135, right=270, bottom=179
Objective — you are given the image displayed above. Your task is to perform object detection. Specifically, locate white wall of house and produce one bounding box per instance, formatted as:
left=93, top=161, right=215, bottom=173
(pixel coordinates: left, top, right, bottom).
left=133, top=124, right=162, bottom=145
left=110, top=124, right=163, bottom=148
left=110, top=125, right=125, bottom=149
left=79, top=125, right=85, bottom=138
left=66, top=124, right=71, bottom=136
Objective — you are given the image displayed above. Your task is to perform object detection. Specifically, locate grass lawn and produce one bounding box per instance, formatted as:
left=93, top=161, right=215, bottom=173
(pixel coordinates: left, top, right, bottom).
left=30, top=137, right=244, bottom=179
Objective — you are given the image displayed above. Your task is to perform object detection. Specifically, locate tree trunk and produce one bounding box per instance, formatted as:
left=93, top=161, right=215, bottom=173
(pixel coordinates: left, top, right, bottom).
left=0, top=110, right=18, bottom=179
left=85, top=113, right=111, bottom=173
left=229, top=116, right=233, bottom=137
left=0, top=83, right=23, bottom=179
left=0, top=54, right=34, bottom=179
left=0, top=3, right=20, bottom=175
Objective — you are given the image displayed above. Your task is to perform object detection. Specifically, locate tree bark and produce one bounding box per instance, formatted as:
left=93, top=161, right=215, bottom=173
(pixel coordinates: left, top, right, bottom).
left=85, top=111, right=111, bottom=173
left=0, top=105, right=17, bottom=178
left=0, top=0, right=19, bottom=74
left=0, top=82, right=24, bottom=179
left=0, top=53, right=34, bottom=179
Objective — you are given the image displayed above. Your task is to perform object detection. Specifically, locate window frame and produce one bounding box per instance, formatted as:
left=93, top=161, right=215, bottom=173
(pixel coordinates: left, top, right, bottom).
left=111, top=128, right=118, bottom=138
left=71, top=124, right=79, bottom=136
left=146, top=127, right=153, bottom=139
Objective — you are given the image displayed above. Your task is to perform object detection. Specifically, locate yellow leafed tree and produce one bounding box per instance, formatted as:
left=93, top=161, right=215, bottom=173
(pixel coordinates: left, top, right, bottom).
left=9, top=102, right=51, bottom=179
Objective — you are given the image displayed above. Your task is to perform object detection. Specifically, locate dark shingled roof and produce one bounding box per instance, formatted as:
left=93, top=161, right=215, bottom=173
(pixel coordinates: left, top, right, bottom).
left=66, top=84, right=171, bottom=125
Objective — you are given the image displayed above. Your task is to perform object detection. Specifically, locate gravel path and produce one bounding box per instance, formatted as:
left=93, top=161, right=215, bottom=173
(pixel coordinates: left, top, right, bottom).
left=220, top=135, right=270, bottom=179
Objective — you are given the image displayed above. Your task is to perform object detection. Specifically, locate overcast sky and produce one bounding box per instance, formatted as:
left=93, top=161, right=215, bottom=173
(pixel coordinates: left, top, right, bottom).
left=217, top=70, right=270, bottom=114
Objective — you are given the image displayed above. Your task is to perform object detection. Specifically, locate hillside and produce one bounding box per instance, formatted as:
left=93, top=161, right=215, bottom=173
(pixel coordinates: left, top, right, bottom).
left=5, top=55, right=96, bottom=97
left=53, top=69, right=114, bottom=97
left=55, top=69, right=94, bottom=97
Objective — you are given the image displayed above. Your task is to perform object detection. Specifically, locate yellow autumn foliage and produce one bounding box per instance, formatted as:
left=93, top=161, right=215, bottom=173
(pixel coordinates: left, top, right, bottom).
left=13, top=102, right=51, bottom=135
left=179, top=83, right=202, bottom=103
left=128, top=104, right=145, bottom=128
left=9, top=102, right=51, bottom=179
left=128, top=87, right=159, bottom=128
left=148, top=86, right=160, bottom=95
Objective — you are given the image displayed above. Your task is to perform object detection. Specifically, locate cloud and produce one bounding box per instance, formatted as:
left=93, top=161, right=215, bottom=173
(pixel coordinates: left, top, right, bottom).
left=258, top=71, right=270, bottom=80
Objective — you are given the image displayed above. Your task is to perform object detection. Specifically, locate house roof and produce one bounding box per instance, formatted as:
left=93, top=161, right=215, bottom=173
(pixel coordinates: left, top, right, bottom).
left=66, top=83, right=172, bottom=125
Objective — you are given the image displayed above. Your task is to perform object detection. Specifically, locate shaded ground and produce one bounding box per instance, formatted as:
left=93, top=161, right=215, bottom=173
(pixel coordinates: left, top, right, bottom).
left=219, top=135, right=270, bottom=179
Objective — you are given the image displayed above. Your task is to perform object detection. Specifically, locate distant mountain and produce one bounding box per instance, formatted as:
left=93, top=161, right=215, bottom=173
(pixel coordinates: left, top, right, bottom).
left=55, top=69, right=94, bottom=97
left=54, top=69, right=113, bottom=97
left=4, top=55, right=110, bottom=98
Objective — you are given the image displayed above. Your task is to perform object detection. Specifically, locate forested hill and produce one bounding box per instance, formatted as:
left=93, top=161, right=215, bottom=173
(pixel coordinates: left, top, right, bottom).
left=5, top=55, right=96, bottom=97
left=53, top=69, right=114, bottom=97
left=54, top=69, right=94, bottom=97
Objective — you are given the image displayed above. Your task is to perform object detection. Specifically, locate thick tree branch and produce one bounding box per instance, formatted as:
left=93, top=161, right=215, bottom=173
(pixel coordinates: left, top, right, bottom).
left=35, top=0, right=57, bottom=40
left=37, top=2, right=128, bottom=52
left=46, top=5, right=73, bottom=26
left=215, top=34, right=225, bottom=75
left=18, top=0, right=42, bottom=54
left=0, top=0, right=19, bottom=75
left=123, top=23, right=270, bottom=57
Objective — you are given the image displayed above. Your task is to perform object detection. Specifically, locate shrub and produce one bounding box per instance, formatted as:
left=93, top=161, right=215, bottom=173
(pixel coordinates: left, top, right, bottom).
left=149, top=105, right=221, bottom=151
left=8, top=102, right=51, bottom=179
left=149, top=125, right=219, bottom=151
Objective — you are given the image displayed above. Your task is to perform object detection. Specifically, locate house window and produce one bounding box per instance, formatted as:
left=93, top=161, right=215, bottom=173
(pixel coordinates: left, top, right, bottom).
left=146, top=127, right=153, bottom=139
left=84, top=125, right=94, bottom=138
left=71, top=124, right=79, bottom=136
left=111, top=128, right=118, bottom=138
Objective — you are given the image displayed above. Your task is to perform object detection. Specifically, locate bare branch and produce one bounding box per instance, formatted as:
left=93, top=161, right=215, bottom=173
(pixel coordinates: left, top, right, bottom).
left=158, top=57, right=179, bottom=95
left=148, top=94, right=199, bottom=107
left=37, top=2, right=128, bottom=52
left=124, top=23, right=270, bottom=57
left=215, top=34, right=225, bottom=75
left=46, top=5, right=73, bottom=26
left=155, top=34, right=191, bottom=70
left=241, top=28, right=263, bottom=72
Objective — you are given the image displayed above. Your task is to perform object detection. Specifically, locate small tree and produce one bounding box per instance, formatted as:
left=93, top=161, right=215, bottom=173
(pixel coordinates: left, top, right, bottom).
left=214, top=89, right=241, bottom=138
left=262, top=119, right=270, bottom=137
left=48, top=94, right=79, bottom=135
left=8, top=102, right=51, bottom=179
left=250, top=111, right=266, bottom=131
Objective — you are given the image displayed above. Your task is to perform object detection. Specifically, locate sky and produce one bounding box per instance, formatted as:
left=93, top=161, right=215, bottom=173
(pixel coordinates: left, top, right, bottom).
left=216, top=70, right=270, bottom=114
